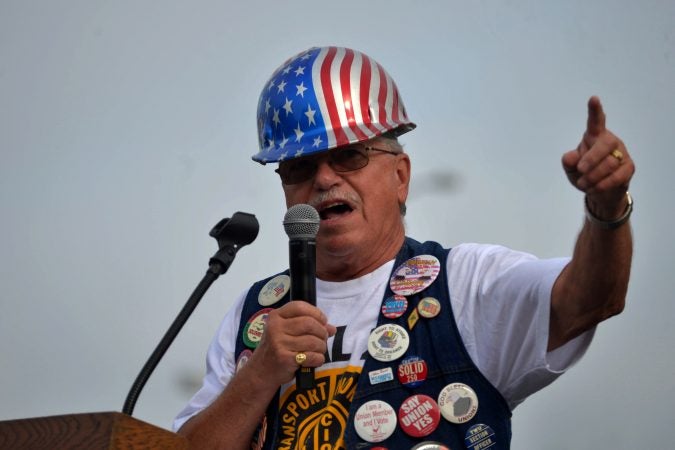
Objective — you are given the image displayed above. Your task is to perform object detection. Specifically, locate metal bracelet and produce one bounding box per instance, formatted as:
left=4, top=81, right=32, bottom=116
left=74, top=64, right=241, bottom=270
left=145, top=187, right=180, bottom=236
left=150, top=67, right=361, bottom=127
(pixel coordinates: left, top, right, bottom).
left=584, top=192, right=633, bottom=230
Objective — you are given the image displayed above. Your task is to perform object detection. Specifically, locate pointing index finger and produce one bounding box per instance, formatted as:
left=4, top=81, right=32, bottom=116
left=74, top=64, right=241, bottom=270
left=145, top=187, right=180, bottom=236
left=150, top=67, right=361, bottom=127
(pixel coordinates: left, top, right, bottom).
left=586, top=96, right=606, bottom=137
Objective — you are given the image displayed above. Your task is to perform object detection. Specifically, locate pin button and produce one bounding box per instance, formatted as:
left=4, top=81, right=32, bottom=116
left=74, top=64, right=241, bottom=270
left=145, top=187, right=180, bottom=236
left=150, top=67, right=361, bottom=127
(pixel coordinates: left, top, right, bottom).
left=417, top=297, right=441, bottom=318
left=235, top=349, right=253, bottom=372
left=390, top=255, right=441, bottom=296
left=464, top=423, right=496, bottom=450
left=438, top=383, right=479, bottom=424
left=258, top=274, right=290, bottom=306
left=398, top=394, right=441, bottom=438
left=397, top=355, right=428, bottom=388
left=243, top=308, right=273, bottom=349
left=354, top=400, right=397, bottom=443
left=367, top=324, right=410, bottom=362
left=381, top=295, right=408, bottom=319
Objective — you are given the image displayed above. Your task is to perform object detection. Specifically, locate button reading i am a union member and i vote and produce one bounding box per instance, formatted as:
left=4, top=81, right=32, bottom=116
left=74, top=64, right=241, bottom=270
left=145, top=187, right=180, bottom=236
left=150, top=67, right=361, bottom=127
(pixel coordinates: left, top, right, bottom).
left=353, top=396, right=442, bottom=442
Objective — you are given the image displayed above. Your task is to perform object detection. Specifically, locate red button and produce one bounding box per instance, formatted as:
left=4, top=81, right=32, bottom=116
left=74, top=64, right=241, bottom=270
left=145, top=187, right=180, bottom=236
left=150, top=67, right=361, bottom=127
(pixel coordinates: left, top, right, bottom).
left=397, top=355, right=428, bottom=388
left=398, top=394, right=441, bottom=438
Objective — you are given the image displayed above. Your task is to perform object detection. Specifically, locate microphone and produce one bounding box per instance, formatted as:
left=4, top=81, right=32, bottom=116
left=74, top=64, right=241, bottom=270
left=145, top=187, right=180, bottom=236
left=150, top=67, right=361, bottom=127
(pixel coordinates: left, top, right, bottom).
left=122, top=212, right=259, bottom=416
left=283, top=204, right=320, bottom=390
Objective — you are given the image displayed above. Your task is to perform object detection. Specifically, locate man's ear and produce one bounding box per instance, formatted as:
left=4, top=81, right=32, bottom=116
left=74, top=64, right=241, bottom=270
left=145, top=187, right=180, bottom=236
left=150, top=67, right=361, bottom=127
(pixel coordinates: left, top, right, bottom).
left=395, top=153, right=411, bottom=206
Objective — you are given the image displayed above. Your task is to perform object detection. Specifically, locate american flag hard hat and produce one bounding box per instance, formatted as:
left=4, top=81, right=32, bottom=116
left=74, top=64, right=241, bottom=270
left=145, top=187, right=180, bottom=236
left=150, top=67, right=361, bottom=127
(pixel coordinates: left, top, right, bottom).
left=252, top=46, right=416, bottom=164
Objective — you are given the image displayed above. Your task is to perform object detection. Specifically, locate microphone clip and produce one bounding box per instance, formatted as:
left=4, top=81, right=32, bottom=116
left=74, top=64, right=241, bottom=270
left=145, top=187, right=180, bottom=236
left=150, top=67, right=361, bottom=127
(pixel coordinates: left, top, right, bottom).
left=209, top=212, right=260, bottom=275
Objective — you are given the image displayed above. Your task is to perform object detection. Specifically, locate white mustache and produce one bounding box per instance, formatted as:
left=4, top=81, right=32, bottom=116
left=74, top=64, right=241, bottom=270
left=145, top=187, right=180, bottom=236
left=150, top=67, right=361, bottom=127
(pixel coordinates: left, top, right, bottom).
left=309, top=189, right=361, bottom=209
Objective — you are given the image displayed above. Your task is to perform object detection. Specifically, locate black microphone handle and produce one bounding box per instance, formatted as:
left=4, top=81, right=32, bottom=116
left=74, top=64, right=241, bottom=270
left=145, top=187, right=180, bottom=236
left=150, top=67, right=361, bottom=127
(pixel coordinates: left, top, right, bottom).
left=288, top=239, right=317, bottom=389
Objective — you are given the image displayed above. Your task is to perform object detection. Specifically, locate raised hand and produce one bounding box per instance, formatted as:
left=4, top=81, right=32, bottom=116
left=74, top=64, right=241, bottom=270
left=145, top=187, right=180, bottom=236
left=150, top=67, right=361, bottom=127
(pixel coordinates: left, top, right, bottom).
left=561, top=96, right=635, bottom=219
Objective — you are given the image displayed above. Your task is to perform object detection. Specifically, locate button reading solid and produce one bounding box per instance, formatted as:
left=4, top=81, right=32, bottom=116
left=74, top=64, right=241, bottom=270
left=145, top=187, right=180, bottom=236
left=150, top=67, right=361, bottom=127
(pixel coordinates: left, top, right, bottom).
left=397, top=355, right=428, bottom=388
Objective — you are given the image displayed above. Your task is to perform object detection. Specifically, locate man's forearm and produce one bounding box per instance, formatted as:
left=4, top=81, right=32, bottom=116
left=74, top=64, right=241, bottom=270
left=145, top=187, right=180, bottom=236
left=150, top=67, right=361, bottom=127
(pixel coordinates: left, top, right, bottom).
left=177, top=363, right=279, bottom=450
left=549, top=212, right=632, bottom=351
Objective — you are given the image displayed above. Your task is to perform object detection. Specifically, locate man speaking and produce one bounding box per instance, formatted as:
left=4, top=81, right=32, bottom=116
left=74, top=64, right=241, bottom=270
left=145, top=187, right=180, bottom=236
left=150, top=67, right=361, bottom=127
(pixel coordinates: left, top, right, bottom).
left=173, top=46, right=634, bottom=449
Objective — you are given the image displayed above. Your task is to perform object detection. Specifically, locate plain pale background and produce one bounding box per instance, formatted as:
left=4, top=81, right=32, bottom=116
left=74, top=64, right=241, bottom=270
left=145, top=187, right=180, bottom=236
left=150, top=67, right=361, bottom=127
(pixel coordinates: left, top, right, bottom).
left=1, top=1, right=674, bottom=448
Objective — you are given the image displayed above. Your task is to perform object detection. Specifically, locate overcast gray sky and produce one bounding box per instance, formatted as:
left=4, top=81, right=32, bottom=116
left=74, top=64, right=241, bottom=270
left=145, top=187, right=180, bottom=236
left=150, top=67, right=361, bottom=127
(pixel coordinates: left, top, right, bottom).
left=1, top=1, right=674, bottom=448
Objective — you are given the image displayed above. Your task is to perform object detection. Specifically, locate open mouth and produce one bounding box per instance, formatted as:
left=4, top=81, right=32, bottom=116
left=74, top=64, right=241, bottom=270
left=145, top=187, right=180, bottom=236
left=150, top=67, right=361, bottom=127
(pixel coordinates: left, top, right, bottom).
left=317, top=202, right=354, bottom=220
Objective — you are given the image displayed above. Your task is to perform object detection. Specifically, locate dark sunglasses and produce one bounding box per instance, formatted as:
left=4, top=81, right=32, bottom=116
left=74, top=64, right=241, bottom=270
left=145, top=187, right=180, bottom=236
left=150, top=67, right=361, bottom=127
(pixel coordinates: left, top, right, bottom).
left=275, top=144, right=399, bottom=185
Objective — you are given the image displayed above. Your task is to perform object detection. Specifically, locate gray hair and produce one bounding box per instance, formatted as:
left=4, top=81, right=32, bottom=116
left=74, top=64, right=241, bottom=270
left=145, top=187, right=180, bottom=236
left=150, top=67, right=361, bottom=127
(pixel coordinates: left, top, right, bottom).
left=378, top=131, right=407, bottom=217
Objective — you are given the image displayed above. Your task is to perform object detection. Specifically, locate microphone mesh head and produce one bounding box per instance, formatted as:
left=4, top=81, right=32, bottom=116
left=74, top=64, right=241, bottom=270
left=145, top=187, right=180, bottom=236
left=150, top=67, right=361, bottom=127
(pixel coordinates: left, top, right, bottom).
left=283, top=204, right=320, bottom=239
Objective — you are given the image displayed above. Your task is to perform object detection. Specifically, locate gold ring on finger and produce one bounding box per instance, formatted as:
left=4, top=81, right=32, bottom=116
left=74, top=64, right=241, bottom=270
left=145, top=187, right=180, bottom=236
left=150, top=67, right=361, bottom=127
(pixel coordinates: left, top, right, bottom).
left=610, top=148, right=624, bottom=163
left=295, top=352, right=307, bottom=366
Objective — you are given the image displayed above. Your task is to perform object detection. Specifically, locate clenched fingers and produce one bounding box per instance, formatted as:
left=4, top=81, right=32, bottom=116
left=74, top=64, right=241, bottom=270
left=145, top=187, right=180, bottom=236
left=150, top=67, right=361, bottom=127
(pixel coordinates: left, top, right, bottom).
left=244, top=301, right=335, bottom=385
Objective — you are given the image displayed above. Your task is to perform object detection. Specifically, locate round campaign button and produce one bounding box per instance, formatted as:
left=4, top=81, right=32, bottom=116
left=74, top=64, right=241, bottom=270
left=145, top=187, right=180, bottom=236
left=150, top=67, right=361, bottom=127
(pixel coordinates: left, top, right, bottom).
left=367, top=324, right=410, bottom=362
left=397, top=355, right=428, bottom=388
left=464, top=423, right=496, bottom=450
left=417, top=297, right=441, bottom=319
left=235, top=349, right=253, bottom=373
left=353, top=400, right=397, bottom=443
left=390, top=255, right=441, bottom=296
left=410, top=442, right=451, bottom=450
left=258, top=274, right=290, bottom=306
left=243, top=308, right=273, bottom=349
left=398, top=394, right=441, bottom=438
left=381, top=295, right=408, bottom=319
left=438, top=383, right=479, bottom=424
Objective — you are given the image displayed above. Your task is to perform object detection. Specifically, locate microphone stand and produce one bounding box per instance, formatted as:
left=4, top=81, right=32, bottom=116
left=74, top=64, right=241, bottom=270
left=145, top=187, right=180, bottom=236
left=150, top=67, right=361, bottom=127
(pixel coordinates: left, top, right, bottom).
left=122, top=212, right=259, bottom=416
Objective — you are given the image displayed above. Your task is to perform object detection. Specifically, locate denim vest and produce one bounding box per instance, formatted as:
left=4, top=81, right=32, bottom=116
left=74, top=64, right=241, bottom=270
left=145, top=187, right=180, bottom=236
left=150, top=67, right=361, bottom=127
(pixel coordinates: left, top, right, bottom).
left=234, top=238, right=512, bottom=449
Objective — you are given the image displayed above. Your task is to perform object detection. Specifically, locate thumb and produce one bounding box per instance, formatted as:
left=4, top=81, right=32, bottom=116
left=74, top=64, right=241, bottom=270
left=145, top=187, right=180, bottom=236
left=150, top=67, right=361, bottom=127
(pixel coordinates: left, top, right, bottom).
left=562, top=149, right=581, bottom=174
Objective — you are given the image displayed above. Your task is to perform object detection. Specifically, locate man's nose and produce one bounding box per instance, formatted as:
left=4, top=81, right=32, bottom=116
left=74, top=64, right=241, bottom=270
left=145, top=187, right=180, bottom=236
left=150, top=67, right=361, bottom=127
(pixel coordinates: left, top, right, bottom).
left=313, top=157, right=342, bottom=188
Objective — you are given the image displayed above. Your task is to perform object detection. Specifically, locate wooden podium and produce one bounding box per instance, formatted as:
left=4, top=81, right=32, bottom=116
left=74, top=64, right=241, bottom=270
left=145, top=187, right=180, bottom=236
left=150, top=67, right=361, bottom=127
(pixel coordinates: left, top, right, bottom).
left=0, top=412, right=189, bottom=449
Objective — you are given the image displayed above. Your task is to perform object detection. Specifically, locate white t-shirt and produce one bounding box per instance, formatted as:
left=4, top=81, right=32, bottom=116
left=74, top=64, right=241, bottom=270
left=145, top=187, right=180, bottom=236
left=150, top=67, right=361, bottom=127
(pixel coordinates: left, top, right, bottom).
left=173, top=243, right=594, bottom=432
